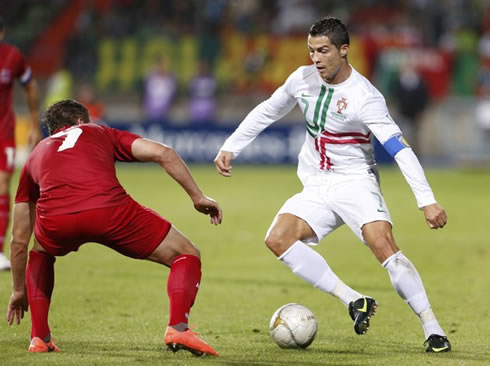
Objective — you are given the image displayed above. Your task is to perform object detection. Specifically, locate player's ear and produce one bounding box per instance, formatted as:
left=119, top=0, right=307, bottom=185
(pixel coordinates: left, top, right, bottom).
left=339, top=44, right=349, bottom=58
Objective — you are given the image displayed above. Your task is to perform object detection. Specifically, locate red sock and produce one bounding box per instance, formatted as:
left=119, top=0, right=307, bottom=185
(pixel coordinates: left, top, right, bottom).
left=167, top=254, right=201, bottom=327
left=0, top=194, right=9, bottom=252
left=26, top=251, right=56, bottom=340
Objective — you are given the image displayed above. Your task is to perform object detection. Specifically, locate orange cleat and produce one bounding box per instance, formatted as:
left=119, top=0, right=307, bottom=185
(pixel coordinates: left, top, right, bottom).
left=164, top=326, right=218, bottom=357
left=28, top=337, right=60, bottom=353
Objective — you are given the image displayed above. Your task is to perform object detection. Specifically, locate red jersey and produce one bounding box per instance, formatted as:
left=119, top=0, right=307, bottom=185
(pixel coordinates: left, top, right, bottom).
left=0, top=41, right=32, bottom=141
left=15, top=123, right=140, bottom=216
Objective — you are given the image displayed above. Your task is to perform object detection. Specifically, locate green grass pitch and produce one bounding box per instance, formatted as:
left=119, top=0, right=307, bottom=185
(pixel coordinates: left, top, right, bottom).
left=0, top=165, right=489, bottom=365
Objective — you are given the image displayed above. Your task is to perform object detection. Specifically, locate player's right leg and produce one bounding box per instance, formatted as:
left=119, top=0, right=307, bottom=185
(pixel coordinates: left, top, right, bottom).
left=265, top=211, right=369, bottom=332
left=26, top=239, right=59, bottom=352
left=145, top=226, right=218, bottom=357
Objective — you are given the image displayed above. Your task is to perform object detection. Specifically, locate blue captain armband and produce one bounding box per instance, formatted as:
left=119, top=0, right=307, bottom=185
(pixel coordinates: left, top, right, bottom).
left=383, top=134, right=410, bottom=157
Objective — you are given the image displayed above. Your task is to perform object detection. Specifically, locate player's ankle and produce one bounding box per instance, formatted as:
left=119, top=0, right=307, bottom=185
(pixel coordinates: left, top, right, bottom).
left=170, top=322, right=189, bottom=332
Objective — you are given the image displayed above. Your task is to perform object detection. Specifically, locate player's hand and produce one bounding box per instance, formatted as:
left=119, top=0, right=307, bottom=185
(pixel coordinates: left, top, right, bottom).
left=28, top=127, right=43, bottom=149
left=423, top=203, right=447, bottom=229
left=193, top=195, right=223, bottom=225
left=214, top=151, right=234, bottom=177
left=7, top=290, right=28, bottom=325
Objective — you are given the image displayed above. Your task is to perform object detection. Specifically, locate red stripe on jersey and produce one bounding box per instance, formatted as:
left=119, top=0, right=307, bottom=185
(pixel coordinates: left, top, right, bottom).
left=315, top=136, right=335, bottom=170
left=321, top=137, right=371, bottom=144
left=314, top=137, right=325, bottom=170
left=326, top=155, right=332, bottom=170
left=320, top=138, right=328, bottom=169
left=322, top=130, right=371, bottom=138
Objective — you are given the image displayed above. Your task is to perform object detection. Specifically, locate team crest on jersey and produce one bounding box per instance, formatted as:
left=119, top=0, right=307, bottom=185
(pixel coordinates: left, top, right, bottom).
left=329, top=97, right=348, bottom=121
left=336, top=97, right=348, bottom=114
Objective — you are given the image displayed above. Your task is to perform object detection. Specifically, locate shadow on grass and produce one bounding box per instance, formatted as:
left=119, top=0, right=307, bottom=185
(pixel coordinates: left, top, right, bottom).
left=3, top=336, right=486, bottom=366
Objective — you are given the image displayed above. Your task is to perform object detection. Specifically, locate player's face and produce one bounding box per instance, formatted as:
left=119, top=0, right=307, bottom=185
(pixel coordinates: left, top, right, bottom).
left=308, top=35, right=349, bottom=84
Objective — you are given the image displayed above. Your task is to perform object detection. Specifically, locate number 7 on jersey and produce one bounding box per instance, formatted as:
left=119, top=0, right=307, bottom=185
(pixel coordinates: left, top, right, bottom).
left=51, top=127, right=83, bottom=152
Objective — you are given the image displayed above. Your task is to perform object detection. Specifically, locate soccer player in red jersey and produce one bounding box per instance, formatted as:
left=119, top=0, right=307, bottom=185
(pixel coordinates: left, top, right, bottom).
left=6, top=100, right=221, bottom=356
left=0, top=17, right=42, bottom=270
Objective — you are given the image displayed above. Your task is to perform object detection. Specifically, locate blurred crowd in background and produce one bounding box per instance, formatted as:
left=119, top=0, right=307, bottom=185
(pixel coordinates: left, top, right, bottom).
left=3, top=0, right=490, bottom=162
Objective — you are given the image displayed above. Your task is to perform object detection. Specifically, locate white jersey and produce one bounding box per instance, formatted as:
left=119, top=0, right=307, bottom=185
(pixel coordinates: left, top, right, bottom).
left=220, top=65, right=436, bottom=208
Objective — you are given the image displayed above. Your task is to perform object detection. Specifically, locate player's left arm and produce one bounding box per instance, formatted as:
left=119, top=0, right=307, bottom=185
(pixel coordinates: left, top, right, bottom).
left=360, top=95, right=447, bottom=229
left=7, top=202, right=35, bottom=325
left=23, top=79, right=42, bottom=148
left=388, top=145, right=447, bottom=229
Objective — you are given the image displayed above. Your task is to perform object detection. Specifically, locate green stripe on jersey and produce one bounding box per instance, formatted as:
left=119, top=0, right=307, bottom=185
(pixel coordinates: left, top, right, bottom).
left=312, top=85, right=327, bottom=130
left=300, top=96, right=316, bottom=138
left=319, top=88, right=334, bottom=131
left=304, top=86, right=335, bottom=137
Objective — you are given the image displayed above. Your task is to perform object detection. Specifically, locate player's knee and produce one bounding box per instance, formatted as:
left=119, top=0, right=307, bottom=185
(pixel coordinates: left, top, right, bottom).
left=265, top=231, right=279, bottom=249
left=185, top=244, right=200, bottom=259
left=372, top=234, right=390, bottom=249
left=367, top=231, right=398, bottom=262
left=175, top=238, right=200, bottom=259
left=370, top=234, right=395, bottom=254
left=265, top=231, right=291, bottom=256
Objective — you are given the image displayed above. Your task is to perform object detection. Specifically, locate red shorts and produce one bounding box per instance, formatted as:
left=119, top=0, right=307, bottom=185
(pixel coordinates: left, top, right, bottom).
left=34, top=198, right=171, bottom=259
left=0, top=140, right=15, bottom=173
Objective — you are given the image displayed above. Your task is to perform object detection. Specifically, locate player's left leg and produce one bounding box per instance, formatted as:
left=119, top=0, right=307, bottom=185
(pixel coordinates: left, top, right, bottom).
left=146, top=226, right=201, bottom=331
left=362, top=221, right=451, bottom=352
left=0, top=170, right=12, bottom=270
left=26, top=239, right=59, bottom=352
left=269, top=180, right=380, bottom=335
left=267, top=213, right=366, bottom=309
left=145, top=226, right=218, bottom=356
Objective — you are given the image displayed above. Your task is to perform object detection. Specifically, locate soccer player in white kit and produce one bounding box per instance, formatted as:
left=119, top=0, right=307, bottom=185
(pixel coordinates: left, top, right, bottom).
left=215, top=17, right=451, bottom=353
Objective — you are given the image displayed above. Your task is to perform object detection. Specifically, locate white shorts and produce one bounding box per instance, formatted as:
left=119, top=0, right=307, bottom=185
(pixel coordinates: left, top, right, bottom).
left=267, top=170, right=392, bottom=245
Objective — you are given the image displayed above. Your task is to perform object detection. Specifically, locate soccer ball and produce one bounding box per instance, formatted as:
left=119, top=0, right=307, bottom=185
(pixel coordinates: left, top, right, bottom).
left=269, top=303, right=318, bottom=349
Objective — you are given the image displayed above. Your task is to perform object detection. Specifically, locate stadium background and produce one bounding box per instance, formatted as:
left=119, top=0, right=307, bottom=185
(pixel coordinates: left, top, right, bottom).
left=2, top=1, right=490, bottom=364
left=5, top=0, right=490, bottom=166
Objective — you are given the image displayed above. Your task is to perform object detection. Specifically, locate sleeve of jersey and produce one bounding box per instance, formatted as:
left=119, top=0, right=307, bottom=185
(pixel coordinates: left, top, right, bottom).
left=358, top=94, right=402, bottom=143
left=15, top=163, right=40, bottom=204
left=359, top=94, right=435, bottom=208
left=219, top=76, right=297, bottom=158
left=111, top=128, right=142, bottom=162
left=394, top=148, right=436, bottom=208
left=14, top=50, right=32, bottom=85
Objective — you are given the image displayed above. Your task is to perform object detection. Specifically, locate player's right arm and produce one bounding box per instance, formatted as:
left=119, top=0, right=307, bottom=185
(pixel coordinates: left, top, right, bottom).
left=7, top=162, right=39, bottom=325
left=7, top=201, right=34, bottom=325
left=215, top=72, right=298, bottom=177
left=131, top=137, right=222, bottom=225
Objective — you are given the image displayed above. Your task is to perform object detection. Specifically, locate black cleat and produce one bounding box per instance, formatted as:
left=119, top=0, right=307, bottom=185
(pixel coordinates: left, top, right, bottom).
left=348, top=297, right=377, bottom=335
left=424, top=334, right=451, bottom=353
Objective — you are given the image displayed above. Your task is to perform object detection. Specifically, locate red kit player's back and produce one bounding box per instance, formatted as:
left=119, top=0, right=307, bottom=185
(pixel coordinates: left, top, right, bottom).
left=0, top=42, right=31, bottom=141
left=16, top=123, right=140, bottom=216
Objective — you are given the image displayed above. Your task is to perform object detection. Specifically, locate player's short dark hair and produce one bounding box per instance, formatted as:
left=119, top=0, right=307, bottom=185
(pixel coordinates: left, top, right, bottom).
left=309, top=17, right=350, bottom=49
left=0, top=16, right=5, bottom=31
left=43, top=100, right=90, bottom=135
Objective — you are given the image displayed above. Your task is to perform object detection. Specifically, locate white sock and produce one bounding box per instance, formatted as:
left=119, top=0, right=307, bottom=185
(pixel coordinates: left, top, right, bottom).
left=383, top=251, right=446, bottom=338
left=279, top=241, right=363, bottom=307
